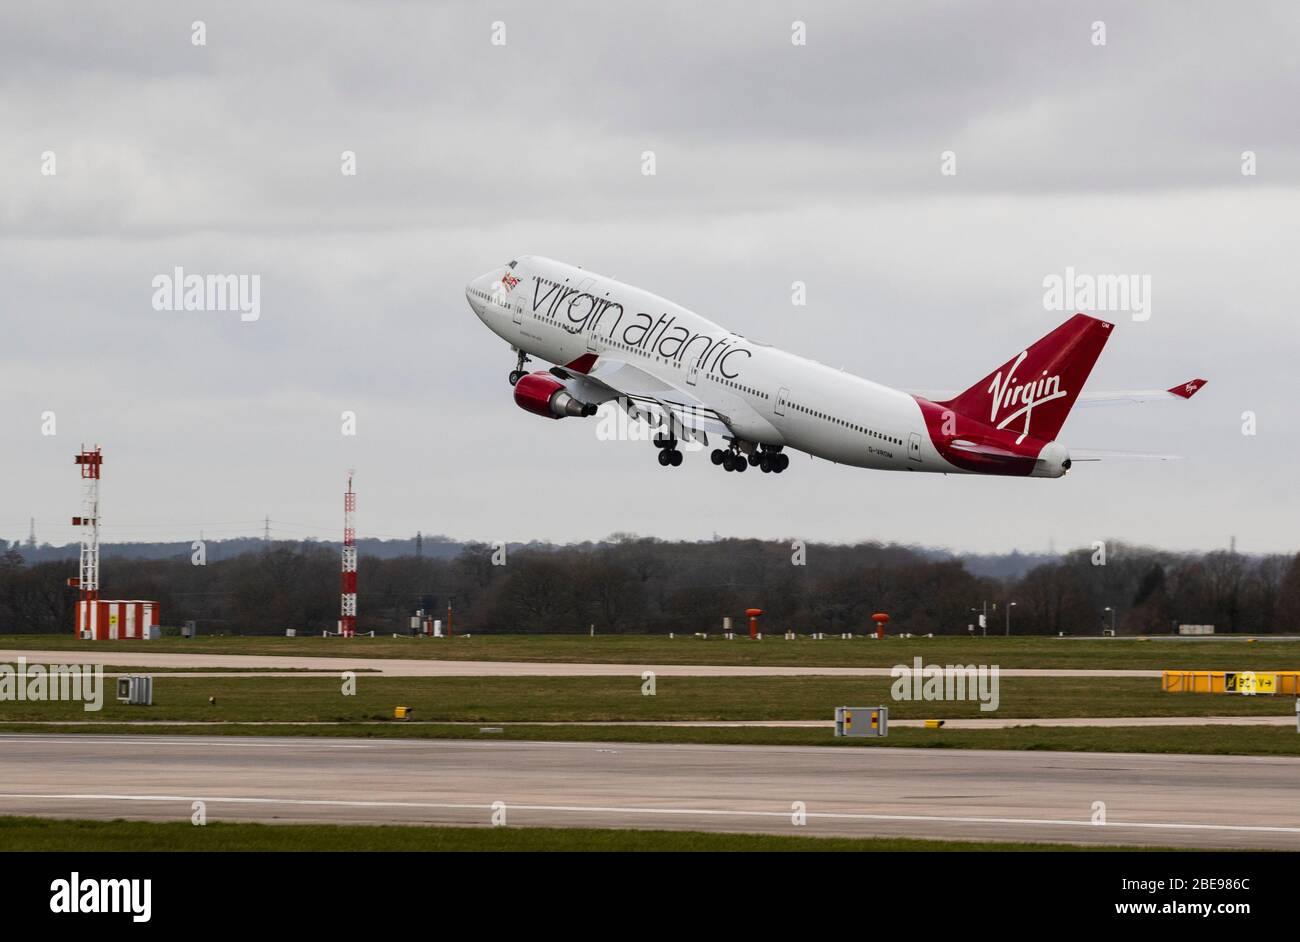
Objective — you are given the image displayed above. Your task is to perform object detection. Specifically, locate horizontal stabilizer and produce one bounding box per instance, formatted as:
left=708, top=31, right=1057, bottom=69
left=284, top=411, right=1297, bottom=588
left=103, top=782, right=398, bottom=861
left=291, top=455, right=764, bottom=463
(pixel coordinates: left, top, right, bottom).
left=919, top=377, right=1209, bottom=409
left=1069, top=448, right=1184, bottom=462
left=1075, top=378, right=1207, bottom=408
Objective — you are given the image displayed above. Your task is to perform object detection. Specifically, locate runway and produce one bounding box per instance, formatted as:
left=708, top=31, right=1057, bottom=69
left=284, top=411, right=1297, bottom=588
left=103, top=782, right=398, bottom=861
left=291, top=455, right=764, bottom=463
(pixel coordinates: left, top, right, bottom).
left=0, top=715, right=1294, bottom=728
left=0, top=649, right=1161, bottom=678
left=1, top=733, right=1297, bottom=848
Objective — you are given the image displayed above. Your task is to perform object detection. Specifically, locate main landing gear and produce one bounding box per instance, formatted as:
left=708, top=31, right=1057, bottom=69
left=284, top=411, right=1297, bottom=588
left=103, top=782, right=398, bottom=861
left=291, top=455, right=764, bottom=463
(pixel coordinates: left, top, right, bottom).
left=711, top=447, right=745, bottom=473
left=711, top=445, right=789, bottom=474
left=508, top=349, right=531, bottom=386
left=654, top=435, right=684, bottom=468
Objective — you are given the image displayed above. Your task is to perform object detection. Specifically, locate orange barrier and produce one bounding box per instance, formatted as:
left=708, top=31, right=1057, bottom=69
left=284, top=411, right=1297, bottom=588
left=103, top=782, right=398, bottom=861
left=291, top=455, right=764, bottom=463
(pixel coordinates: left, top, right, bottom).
left=1162, top=670, right=1300, bottom=695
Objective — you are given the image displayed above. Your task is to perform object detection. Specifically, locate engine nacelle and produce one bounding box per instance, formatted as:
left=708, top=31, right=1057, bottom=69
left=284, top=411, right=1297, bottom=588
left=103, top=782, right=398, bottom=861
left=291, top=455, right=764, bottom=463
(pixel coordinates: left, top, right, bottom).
left=513, top=371, right=596, bottom=419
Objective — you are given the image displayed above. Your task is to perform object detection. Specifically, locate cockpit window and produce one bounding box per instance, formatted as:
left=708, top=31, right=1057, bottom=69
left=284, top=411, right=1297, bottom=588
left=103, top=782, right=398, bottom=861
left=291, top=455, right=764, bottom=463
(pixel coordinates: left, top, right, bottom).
left=508, top=260, right=517, bottom=269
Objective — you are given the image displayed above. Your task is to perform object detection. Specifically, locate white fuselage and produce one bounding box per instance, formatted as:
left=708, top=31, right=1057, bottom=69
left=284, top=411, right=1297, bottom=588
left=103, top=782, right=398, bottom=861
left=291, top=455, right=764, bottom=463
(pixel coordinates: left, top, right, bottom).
left=467, top=256, right=1060, bottom=475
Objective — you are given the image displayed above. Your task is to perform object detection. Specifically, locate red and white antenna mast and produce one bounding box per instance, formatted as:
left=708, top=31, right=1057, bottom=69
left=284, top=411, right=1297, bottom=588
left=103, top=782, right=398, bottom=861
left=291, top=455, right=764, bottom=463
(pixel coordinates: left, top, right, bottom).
left=70, top=445, right=102, bottom=637
left=340, top=469, right=357, bottom=637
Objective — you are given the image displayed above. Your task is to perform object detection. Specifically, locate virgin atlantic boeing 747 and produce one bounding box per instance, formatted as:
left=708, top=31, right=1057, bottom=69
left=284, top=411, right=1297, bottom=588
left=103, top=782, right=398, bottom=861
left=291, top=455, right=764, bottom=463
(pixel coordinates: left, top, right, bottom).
left=466, top=256, right=1205, bottom=477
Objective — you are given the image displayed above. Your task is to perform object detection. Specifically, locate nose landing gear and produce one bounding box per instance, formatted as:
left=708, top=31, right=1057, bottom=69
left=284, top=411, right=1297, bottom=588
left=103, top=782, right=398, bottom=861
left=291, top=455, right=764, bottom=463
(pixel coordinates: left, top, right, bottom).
left=508, top=349, right=531, bottom=386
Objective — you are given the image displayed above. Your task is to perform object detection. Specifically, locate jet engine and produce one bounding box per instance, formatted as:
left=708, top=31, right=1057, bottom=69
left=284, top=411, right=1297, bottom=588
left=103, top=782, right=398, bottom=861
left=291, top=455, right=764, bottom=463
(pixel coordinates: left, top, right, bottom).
left=513, top=371, right=597, bottom=419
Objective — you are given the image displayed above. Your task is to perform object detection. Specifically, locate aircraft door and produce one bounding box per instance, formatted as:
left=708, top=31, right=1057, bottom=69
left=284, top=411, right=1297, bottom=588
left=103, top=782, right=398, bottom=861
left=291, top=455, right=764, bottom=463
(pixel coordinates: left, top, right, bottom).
left=775, top=386, right=790, bottom=416
left=908, top=432, right=922, bottom=463
left=576, top=279, right=598, bottom=351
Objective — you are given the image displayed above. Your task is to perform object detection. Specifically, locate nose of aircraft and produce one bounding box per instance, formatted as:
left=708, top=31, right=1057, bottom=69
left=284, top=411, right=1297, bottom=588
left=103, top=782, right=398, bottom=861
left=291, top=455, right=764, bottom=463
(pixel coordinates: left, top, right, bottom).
left=466, top=260, right=523, bottom=321
left=465, top=270, right=497, bottom=319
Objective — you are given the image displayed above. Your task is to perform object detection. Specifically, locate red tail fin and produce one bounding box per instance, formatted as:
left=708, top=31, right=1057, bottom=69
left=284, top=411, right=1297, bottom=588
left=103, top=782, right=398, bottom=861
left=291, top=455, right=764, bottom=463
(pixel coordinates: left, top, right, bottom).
left=941, top=314, right=1113, bottom=443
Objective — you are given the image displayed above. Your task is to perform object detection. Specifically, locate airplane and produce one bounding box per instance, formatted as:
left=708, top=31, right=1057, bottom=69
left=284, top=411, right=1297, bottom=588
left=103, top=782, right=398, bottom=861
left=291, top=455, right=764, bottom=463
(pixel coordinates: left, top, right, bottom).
left=465, top=256, right=1205, bottom=477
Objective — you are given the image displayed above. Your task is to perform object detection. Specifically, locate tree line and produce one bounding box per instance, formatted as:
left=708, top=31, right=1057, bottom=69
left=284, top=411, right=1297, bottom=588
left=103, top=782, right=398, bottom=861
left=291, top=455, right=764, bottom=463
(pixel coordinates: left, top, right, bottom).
left=2, top=537, right=1298, bottom=637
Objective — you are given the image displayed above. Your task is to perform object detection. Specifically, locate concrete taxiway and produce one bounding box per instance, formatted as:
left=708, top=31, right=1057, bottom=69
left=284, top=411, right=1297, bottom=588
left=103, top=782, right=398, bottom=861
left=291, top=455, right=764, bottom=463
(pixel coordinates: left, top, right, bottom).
left=0, top=733, right=1297, bottom=848
left=0, top=649, right=1162, bottom=678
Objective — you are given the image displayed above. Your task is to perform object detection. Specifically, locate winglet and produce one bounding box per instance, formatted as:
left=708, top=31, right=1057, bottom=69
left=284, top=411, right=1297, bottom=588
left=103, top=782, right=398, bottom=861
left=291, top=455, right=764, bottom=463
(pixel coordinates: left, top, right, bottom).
left=1168, top=378, right=1207, bottom=399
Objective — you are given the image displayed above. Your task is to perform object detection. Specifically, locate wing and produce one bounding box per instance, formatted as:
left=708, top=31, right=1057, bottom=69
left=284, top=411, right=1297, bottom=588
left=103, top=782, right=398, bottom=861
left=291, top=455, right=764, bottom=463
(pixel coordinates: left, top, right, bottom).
left=550, top=356, right=734, bottom=442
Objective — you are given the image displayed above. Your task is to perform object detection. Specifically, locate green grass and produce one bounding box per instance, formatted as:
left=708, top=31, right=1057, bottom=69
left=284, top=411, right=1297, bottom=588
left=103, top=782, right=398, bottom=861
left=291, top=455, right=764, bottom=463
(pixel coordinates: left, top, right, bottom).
left=0, top=815, right=1193, bottom=851
left=3, top=645, right=1296, bottom=757
left=3, top=632, right=1300, bottom=670
left=4, top=721, right=1300, bottom=757
left=0, top=674, right=1293, bottom=724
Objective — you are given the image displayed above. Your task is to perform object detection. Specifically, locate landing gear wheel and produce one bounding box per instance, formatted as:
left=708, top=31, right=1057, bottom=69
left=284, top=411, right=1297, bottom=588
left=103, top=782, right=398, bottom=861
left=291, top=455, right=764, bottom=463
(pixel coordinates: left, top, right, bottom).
left=657, top=450, right=672, bottom=467
left=510, top=349, right=531, bottom=386
left=734, top=457, right=747, bottom=473
left=722, top=453, right=737, bottom=472
left=710, top=449, right=725, bottom=466
left=669, top=449, right=683, bottom=467
left=747, top=453, right=762, bottom=467
left=760, top=456, right=773, bottom=473
left=776, top=453, right=790, bottom=472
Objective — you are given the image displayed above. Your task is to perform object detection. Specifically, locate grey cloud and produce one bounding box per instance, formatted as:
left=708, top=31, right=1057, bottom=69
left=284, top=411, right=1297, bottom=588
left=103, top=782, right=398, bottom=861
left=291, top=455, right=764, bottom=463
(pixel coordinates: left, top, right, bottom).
left=2, top=1, right=1296, bottom=554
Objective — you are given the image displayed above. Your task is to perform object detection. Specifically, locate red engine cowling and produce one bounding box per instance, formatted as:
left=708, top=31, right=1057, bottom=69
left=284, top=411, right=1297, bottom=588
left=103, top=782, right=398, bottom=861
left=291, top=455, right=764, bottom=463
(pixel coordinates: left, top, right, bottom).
left=513, top=371, right=596, bottom=419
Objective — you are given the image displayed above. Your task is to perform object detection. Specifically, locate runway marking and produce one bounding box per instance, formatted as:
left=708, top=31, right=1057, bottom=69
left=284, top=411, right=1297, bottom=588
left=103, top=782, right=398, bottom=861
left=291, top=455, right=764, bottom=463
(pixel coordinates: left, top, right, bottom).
left=0, top=736, right=377, bottom=749
left=3, top=733, right=1298, bottom=767
left=1, top=792, right=1298, bottom=836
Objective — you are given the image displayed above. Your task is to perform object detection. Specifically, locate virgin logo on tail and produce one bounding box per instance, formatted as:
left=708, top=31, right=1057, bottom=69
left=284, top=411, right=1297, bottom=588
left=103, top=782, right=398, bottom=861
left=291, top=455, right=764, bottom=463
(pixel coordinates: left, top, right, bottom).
left=987, top=350, right=1067, bottom=444
left=941, top=314, right=1110, bottom=446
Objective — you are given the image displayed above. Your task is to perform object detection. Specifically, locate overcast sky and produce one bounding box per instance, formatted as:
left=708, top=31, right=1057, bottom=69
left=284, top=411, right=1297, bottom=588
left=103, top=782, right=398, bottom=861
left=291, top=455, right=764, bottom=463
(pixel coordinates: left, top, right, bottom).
left=2, top=1, right=1297, bottom=555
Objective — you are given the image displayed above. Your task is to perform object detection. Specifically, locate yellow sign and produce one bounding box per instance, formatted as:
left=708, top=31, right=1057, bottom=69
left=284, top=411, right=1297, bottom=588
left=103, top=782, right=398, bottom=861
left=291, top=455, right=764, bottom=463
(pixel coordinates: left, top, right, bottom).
left=109, top=613, right=118, bottom=625
left=1225, top=672, right=1276, bottom=695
